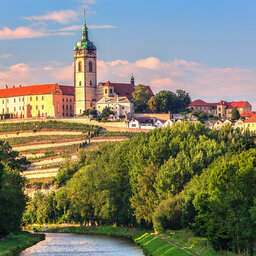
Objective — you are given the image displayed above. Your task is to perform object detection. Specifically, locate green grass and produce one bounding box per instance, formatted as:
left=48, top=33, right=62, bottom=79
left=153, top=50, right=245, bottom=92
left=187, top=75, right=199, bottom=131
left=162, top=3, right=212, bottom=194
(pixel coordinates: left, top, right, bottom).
left=0, top=232, right=45, bottom=256
left=4, top=135, right=86, bottom=146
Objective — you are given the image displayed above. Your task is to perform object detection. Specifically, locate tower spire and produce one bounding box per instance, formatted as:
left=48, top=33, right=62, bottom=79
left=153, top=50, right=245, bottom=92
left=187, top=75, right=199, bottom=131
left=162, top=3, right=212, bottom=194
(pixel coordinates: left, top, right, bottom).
left=82, top=10, right=88, bottom=41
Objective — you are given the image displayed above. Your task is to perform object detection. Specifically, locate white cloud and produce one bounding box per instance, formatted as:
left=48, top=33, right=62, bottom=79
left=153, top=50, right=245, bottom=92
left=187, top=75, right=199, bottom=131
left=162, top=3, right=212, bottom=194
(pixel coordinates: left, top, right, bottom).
left=24, top=10, right=79, bottom=25
left=0, top=26, right=74, bottom=40
left=0, top=54, right=12, bottom=59
left=0, top=57, right=256, bottom=110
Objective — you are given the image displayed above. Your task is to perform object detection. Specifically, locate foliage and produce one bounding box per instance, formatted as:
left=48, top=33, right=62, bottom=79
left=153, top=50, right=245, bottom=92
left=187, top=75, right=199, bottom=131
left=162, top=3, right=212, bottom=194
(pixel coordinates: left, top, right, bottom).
left=0, top=120, right=101, bottom=134
left=148, top=90, right=191, bottom=113
left=153, top=195, right=184, bottom=233
left=231, top=107, right=240, bottom=120
left=132, top=84, right=153, bottom=112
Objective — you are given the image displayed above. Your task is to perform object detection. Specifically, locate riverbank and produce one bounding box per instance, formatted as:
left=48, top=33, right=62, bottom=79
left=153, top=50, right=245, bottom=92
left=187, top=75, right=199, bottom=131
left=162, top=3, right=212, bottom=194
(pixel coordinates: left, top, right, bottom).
left=25, top=225, right=246, bottom=256
left=0, top=232, right=45, bottom=256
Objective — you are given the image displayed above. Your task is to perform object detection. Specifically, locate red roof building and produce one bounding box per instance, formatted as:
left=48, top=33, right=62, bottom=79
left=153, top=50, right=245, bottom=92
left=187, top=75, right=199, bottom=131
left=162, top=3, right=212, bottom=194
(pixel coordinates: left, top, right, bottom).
left=187, top=99, right=252, bottom=119
left=0, top=84, right=75, bottom=119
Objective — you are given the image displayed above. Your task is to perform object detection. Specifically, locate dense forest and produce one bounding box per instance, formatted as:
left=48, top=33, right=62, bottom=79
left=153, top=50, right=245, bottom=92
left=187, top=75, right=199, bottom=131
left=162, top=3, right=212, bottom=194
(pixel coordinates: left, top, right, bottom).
left=23, top=122, right=256, bottom=255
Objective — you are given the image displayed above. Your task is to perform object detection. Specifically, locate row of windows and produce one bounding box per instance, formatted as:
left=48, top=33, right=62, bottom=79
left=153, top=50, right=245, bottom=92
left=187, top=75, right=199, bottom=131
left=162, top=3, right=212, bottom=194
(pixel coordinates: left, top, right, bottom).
left=62, top=98, right=72, bottom=102
left=78, top=81, right=93, bottom=86
left=78, top=61, right=93, bottom=72
left=62, top=105, right=73, bottom=110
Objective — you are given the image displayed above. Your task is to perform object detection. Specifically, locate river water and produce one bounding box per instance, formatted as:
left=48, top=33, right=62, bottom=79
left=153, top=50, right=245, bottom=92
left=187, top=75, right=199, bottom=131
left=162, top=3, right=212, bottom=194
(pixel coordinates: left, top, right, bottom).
left=20, top=233, right=145, bottom=256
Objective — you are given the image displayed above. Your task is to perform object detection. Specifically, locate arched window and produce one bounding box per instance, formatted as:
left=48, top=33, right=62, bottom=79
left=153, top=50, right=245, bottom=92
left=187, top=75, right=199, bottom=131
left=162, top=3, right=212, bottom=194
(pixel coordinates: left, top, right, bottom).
left=79, top=81, right=82, bottom=86
left=90, top=80, right=92, bottom=86
left=89, top=61, right=93, bottom=72
left=78, top=62, right=82, bottom=72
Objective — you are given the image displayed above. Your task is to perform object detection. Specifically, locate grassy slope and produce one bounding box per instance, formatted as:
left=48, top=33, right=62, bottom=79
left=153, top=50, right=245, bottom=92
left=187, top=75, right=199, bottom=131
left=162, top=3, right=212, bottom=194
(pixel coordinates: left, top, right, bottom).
left=0, top=232, right=45, bottom=256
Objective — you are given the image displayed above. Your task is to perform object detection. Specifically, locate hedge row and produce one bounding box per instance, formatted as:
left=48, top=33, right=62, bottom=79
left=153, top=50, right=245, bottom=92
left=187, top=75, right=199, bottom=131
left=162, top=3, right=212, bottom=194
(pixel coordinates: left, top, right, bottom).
left=0, top=120, right=101, bottom=133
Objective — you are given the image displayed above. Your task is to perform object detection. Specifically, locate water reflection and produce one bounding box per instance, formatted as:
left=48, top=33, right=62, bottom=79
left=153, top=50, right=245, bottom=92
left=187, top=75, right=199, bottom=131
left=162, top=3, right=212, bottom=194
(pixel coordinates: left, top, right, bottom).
left=20, top=233, right=144, bottom=256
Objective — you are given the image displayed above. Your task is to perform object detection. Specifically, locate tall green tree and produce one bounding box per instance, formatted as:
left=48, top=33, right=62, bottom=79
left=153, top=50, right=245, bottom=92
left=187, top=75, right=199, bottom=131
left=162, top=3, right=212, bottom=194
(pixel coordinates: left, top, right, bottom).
left=231, top=107, right=240, bottom=120
left=132, top=84, right=152, bottom=112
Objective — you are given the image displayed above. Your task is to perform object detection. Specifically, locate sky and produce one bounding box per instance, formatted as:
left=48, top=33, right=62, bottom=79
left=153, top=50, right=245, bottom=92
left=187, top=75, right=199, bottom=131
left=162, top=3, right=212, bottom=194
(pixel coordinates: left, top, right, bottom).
left=0, top=0, right=256, bottom=109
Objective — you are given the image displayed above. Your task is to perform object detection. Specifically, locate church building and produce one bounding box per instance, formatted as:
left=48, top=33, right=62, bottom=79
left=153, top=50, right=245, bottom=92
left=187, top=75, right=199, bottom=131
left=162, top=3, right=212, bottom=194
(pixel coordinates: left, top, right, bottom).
left=0, top=16, right=152, bottom=119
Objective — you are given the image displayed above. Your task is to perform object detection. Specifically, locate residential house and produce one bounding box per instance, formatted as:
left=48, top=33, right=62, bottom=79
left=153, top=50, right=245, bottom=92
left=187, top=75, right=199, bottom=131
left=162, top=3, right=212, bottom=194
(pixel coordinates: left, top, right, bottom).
left=244, top=114, right=256, bottom=133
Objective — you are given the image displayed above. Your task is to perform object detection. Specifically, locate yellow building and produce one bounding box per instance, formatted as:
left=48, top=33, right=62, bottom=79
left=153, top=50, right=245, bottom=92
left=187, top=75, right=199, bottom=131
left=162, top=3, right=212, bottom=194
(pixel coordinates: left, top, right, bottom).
left=244, top=114, right=256, bottom=133
left=0, top=84, right=74, bottom=118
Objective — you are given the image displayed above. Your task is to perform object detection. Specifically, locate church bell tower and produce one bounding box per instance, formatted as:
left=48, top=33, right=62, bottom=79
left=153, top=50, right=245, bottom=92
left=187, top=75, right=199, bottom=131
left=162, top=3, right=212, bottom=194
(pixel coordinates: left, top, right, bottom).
left=74, top=15, right=97, bottom=115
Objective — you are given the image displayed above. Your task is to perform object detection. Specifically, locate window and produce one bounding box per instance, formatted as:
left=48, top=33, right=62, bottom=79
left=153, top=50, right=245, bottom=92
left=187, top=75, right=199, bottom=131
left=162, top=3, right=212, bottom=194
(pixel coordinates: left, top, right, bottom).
left=6, top=99, right=9, bottom=104
left=105, top=89, right=108, bottom=94
left=19, top=106, right=21, bottom=110
left=66, top=99, right=68, bottom=102
left=62, top=99, right=64, bottom=102
left=132, top=124, right=137, bottom=128
left=14, top=99, right=16, bottom=103
left=122, top=107, right=124, bottom=109
left=66, top=113, right=68, bottom=116
left=42, top=96, right=44, bottom=100
left=63, top=113, right=64, bottom=116
left=14, top=107, right=16, bottom=111
left=42, top=113, right=44, bottom=117
left=218, top=107, right=221, bottom=111
left=36, top=96, right=38, bottom=101
left=22, top=97, right=24, bottom=102
left=196, top=107, right=198, bottom=110
left=30, top=106, right=32, bottom=110
left=63, top=105, right=64, bottom=110
left=66, top=105, right=68, bottom=110
left=80, top=109, right=82, bottom=114
left=19, top=98, right=21, bottom=102
left=110, top=89, right=113, bottom=93
left=78, top=61, right=82, bottom=72
left=79, top=81, right=82, bottom=86
left=22, top=106, right=24, bottom=110
left=89, top=61, right=93, bottom=72
left=2, top=100, right=4, bottom=104
left=30, top=97, right=32, bottom=101
left=36, top=105, right=38, bottom=110
left=70, top=99, right=72, bottom=102
left=90, top=80, right=92, bottom=86
left=42, top=105, right=44, bottom=110
left=2, top=109, right=4, bottom=114
left=70, top=105, right=72, bottom=110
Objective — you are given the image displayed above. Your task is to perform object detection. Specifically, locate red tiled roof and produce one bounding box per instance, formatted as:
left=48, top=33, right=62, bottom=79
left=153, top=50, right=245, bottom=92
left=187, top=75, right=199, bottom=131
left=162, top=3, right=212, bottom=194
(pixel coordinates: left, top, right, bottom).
left=0, top=84, right=74, bottom=98
left=244, top=113, right=256, bottom=123
left=241, top=111, right=256, bottom=117
left=188, top=99, right=249, bottom=109
left=187, top=99, right=211, bottom=107
left=228, top=101, right=247, bottom=109
left=103, top=81, right=135, bottom=99
left=59, top=85, right=75, bottom=95
left=146, top=86, right=154, bottom=96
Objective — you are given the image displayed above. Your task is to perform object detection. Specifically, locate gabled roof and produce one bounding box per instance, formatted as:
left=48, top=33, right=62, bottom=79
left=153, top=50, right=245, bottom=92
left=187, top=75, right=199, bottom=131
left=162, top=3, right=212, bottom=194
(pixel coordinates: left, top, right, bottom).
left=0, top=84, right=74, bottom=98
left=241, top=111, right=256, bottom=117
left=146, top=86, right=154, bottom=96
left=244, top=113, right=256, bottom=123
left=187, top=99, right=209, bottom=107
left=103, top=81, right=135, bottom=99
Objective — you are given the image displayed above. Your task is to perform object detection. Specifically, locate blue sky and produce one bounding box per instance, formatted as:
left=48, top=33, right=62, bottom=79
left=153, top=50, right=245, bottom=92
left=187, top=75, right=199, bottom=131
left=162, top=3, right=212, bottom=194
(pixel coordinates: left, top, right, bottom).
left=0, top=0, right=256, bottom=108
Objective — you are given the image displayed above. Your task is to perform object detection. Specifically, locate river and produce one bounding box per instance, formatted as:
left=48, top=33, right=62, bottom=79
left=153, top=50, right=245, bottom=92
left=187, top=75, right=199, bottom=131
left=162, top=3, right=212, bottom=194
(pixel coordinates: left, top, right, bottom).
left=20, top=233, right=145, bottom=256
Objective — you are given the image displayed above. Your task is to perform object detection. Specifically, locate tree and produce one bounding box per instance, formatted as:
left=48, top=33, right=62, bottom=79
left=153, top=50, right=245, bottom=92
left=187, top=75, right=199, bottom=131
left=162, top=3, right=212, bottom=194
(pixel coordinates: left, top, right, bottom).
left=176, top=89, right=191, bottom=112
left=231, top=107, right=240, bottom=120
left=101, top=107, right=114, bottom=119
left=132, top=84, right=152, bottom=112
